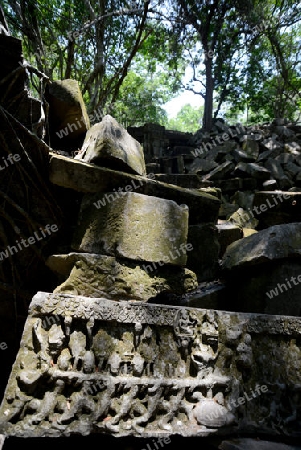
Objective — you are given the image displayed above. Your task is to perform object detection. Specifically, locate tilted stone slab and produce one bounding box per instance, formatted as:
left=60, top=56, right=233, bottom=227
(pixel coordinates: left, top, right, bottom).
left=48, top=153, right=221, bottom=225
left=72, top=192, right=189, bottom=265
left=252, top=191, right=301, bottom=228
left=46, top=79, right=90, bottom=146
left=75, top=114, right=146, bottom=177
left=46, top=252, right=198, bottom=301
left=221, top=222, right=301, bottom=271
left=1, top=291, right=301, bottom=439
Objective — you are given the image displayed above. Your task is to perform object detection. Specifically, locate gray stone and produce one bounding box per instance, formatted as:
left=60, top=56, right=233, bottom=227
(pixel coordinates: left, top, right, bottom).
left=284, top=161, right=301, bottom=176
left=234, top=162, right=270, bottom=181
left=216, top=222, right=243, bottom=257
left=262, top=179, right=278, bottom=190
left=218, top=202, right=239, bottom=220
left=46, top=79, right=90, bottom=147
left=218, top=437, right=301, bottom=450
left=260, top=137, right=283, bottom=153
left=180, top=280, right=226, bottom=310
left=264, top=158, right=286, bottom=180
left=273, top=125, right=295, bottom=139
left=49, top=153, right=221, bottom=225
left=241, top=138, right=259, bottom=161
left=72, top=191, right=189, bottom=265
left=0, top=435, right=4, bottom=450
left=186, top=224, right=220, bottom=282
left=227, top=208, right=258, bottom=230
left=221, top=222, right=301, bottom=271
left=232, top=149, right=256, bottom=163
left=2, top=291, right=301, bottom=438
left=187, top=157, right=218, bottom=174
left=252, top=191, right=301, bottom=228
left=153, top=174, right=202, bottom=189
left=256, top=149, right=274, bottom=162
left=46, top=253, right=197, bottom=302
left=202, top=161, right=235, bottom=181
left=284, top=142, right=301, bottom=155
left=75, top=115, right=146, bottom=176
left=278, top=174, right=294, bottom=190
left=230, top=190, right=255, bottom=211
left=223, top=259, right=301, bottom=316
left=276, top=153, right=296, bottom=164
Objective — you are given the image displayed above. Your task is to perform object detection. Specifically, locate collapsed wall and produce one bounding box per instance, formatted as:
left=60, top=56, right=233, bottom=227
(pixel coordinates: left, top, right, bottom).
left=1, top=28, right=301, bottom=450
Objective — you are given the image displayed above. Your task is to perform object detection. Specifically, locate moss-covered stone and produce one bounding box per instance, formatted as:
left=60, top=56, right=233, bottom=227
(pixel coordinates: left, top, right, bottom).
left=47, top=252, right=198, bottom=302
left=75, top=114, right=146, bottom=176
left=72, top=192, right=189, bottom=265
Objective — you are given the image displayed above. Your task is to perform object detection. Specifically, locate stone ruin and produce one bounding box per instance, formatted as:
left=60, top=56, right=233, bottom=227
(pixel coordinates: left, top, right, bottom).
left=2, top=291, right=301, bottom=441
left=1, top=24, right=301, bottom=450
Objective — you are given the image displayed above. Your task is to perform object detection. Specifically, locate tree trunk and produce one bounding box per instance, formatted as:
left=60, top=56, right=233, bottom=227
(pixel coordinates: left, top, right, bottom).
left=203, top=56, right=214, bottom=131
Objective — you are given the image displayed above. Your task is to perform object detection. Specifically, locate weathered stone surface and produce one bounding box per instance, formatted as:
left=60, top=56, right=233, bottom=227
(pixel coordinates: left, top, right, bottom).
left=46, top=79, right=90, bottom=149
left=187, top=157, right=218, bottom=174
left=49, top=153, right=221, bottom=225
left=46, top=253, right=197, bottom=301
left=213, top=178, right=257, bottom=193
left=241, top=138, right=259, bottom=161
left=223, top=259, right=301, bottom=316
left=262, top=179, right=278, bottom=190
left=260, top=137, right=283, bottom=153
left=180, top=280, right=226, bottom=310
left=221, top=222, right=301, bottom=271
left=72, top=192, right=189, bottom=265
left=232, top=149, right=256, bottom=163
left=1, top=291, right=301, bottom=438
left=242, top=228, right=257, bottom=238
left=217, top=438, right=301, bottom=450
left=153, top=174, right=203, bottom=189
left=228, top=208, right=258, bottom=229
left=75, top=115, right=146, bottom=176
left=199, top=187, right=222, bottom=199
left=216, top=222, right=243, bottom=257
left=218, top=202, right=239, bottom=220
left=202, top=161, right=235, bottom=181
left=186, top=224, right=220, bottom=282
left=234, top=162, right=270, bottom=181
left=252, top=191, right=301, bottom=229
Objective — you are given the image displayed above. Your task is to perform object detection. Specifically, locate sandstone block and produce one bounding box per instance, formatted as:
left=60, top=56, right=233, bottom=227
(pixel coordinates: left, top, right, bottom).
left=72, top=192, right=189, bottom=265
left=75, top=114, right=146, bottom=176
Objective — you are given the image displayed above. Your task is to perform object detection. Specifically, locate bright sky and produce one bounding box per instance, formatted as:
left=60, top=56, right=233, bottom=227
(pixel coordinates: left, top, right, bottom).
left=163, top=90, right=204, bottom=118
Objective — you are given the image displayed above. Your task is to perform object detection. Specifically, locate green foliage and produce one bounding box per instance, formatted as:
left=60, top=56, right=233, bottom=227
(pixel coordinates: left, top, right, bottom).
left=2, top=0, right=185, bottom=115
left=167, top=104, right=204, bottom=132
left=225, top=0, right=301, bottom=122
left=2, top=0, right=301, bottom=127
left=109, top=69, right=173, bottom=127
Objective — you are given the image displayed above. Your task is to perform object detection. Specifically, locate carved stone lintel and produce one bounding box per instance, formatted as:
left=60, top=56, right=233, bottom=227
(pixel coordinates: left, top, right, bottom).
left=0, top=291, right=301, bottom=438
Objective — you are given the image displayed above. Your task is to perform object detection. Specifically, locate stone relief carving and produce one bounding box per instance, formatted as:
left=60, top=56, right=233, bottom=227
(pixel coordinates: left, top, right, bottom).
left=1, top=292, right=301, bottom=438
